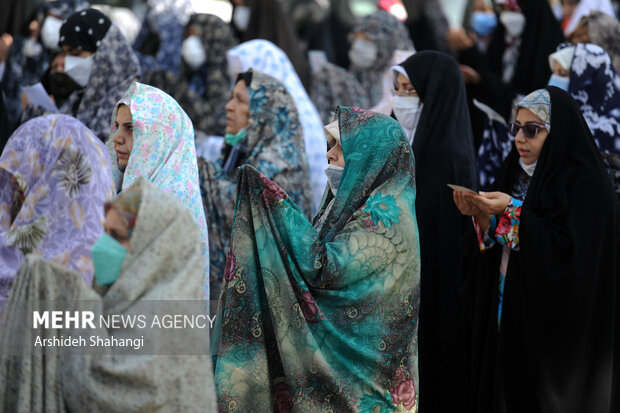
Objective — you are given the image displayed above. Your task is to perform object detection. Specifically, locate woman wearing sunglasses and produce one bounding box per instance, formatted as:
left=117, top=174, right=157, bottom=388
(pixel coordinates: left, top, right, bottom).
left=453, top=87, right=618, bottom=412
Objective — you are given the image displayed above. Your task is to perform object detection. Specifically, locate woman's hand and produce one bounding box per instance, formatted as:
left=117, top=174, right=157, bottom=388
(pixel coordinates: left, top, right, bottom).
left=468, top=191, right=511, bottom=215
left=453, top=190, right=484, bottom=216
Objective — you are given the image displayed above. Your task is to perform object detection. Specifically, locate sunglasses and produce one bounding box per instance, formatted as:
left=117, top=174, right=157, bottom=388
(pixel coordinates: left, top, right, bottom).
left=509, top=122, right=547, bottom=139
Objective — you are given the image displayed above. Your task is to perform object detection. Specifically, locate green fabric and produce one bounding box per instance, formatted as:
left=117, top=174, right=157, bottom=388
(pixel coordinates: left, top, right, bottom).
left=212, top=107, right=421, bottom=412
left=224, top=128, right=248, bottom=146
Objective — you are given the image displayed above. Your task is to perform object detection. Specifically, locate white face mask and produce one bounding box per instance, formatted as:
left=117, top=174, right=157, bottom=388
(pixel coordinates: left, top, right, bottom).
left=393, top=96, right=422, bottom=143
left=64, top=55, right=94, bottom=88
left=348, top=38, right=378, bottom=70
left=324, top=164, right=344, bottom=195
left=182, top=35, right=207, bottom=70
left=233, top=6, right=252, bottom=32
left=500, top=11, right=526, bottom=37
left=519, top=158, right=537, bottom=176
left=41, top=16, right=63, bottom=50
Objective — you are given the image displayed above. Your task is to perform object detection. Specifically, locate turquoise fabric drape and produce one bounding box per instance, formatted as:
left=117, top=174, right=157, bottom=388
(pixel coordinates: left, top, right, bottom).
left=212, top=107, right=422, bottom=412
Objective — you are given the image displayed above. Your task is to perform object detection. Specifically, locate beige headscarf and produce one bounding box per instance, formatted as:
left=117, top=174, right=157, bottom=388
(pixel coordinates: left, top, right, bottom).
left=0, top=177, right=216, bottom=412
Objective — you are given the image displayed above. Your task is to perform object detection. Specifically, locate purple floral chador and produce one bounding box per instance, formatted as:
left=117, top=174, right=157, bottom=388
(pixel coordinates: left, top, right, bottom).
left=0, top=115, right=114, bottom=303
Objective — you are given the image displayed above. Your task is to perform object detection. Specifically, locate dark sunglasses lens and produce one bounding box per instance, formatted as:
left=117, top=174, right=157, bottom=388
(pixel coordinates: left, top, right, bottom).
left=522, top=125, right=538, bottom=138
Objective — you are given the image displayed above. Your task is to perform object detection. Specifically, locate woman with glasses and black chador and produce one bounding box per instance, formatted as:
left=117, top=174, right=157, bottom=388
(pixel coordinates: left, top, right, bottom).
left=391, top=50, right=478, bottom=413
left=454, top=87, right=618, bottom=413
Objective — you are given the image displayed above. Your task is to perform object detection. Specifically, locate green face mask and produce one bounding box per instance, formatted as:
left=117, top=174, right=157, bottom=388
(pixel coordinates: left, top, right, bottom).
left=91, top=232, right=127, bottom=286
left=224, top=128, right=248, bottom=146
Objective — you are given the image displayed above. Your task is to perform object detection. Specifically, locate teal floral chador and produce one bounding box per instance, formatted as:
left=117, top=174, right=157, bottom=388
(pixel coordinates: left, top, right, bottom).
left=212, top=107, right=421, bottom=412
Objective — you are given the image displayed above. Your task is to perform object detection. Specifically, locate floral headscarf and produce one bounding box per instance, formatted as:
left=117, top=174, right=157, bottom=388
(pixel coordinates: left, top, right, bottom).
left=0, top=115, right=115, bottom=302
left=560, top=43, right=620, bottom=154
left=198, top=70, right=313, bottom=300
left=106, top=82, right=210, bottom=298
left=350, top=9, right=414, bottom=106
left=227, top=40, right=327, bottom=210
left=587, top=11, right=620, bottom=73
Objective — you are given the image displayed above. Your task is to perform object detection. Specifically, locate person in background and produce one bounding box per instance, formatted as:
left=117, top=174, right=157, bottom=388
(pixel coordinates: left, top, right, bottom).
left=228, top=0, right=312, bottom=89
left=212, top=106, right=421, bottom=412
left=21, top=8, right=141, bottom=142
left=547, top=42, right=620, bottom=198
left=569, top=10, right=620, bottom=71
left=0, top=178, right=217, bottom=412
left=106, top=81, right=210, bottom=298
left=348, top=9, right=414, bottom=108
left=226, top=39, right=328, bottom=211
left=1, top=0, right=89, bottom=129
left=0, top=115, right=114, bottom=308
left=132, top=0, right=194, bottom=76
left=560, top=0, right=616, bottom=35
left=392, top=50, right=478, bottom=413
left=455, top=87, right=618, bottom=413
left=144, top=13, right=238, bottom=138
left=198, top=70, right=313, bottom=300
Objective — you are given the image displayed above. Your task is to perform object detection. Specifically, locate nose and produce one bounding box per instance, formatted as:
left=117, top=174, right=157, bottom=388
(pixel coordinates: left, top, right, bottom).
left=225, top=98, right=234, bottom=112
left=326, top=146, right=337, bottom=163
left=514, top=129, right=527, bottom=143
left=112, top=127, right=124, bottom=145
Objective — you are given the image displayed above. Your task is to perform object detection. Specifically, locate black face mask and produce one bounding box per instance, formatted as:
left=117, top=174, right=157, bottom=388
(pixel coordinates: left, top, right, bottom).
left=47, top=71, right=80, bottom=102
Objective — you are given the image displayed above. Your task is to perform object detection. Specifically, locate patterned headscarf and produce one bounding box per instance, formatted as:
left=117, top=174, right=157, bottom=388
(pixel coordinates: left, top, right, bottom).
left=558, top=43, right=620, bottom=154
left=227, top=40, right=327, bottom=211
left=56, top=23, right=141, bottom=141
left=0, top=115, right=115, bottom=301
left=350, top=9, right=414, bottom=106
left=106, top=82, right=210, bottom=297
left=59, top=9, right=111, bottom=53
left=584, top=11, right=620, bottom=73
left=513, top=89, right=552, bottom=132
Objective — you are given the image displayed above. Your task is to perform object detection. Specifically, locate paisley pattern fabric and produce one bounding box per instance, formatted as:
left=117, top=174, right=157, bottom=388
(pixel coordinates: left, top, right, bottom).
left=227, top=40, right=328, bottom=211
left=0, top=178, right=216, bottom=412
left=132, top=0, right=194, bottom=75
left=350, top=10, right=414, bottom=106
left=212, top=107, right=421, bottom=412
left=0, top=115, right=114, bottom=304
left=144, top=13, right=238, bottom=136
left=106, top=82, right=210, bottom=298
left=199, top=70, right=313, bottom=301
left=310, top=62, right=371, bottom=124
left=21, top=24, right=142, bottom=142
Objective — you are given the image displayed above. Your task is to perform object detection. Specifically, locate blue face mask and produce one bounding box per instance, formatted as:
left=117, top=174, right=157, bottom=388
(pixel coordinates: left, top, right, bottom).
left=471, top=12, right=498, bottom=36
left=91, top=233, right=127, bottom=286
left=547, top=74, right=570, bottom=92
left=224, top=128, right=248, bottom=146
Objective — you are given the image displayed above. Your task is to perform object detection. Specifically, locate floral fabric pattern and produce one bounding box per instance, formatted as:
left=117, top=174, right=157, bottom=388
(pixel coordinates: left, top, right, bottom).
left=0, top=115, right=114, bottom=303
left=212, top=106, right=421, bottom=412
left=227, top=40, right=328, bottom=211
left=199, top=70, right=313, bottom=300
left=495, top=198, right=522, bottom=250
left=106, top=82, right=209, bottom=298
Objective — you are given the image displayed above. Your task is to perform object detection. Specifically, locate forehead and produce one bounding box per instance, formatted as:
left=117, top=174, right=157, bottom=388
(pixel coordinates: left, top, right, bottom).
left=116, top=105, right=132, bottom=122
left=233, top=80, right=249, bottom=97
left=516, top=107, right=543, bottom=123
left=396, top=73, right=411, bottom=85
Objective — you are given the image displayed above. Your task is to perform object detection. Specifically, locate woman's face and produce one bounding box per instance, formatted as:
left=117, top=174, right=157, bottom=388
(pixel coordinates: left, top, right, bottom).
left=514, top=108, right=549, bottom=165
left=112, top=105, right=133, bottom=171
left=569, top=20, right=590, bottom=43
left=103, top=207, right=131, bottom=249
left=225, top=80, right=250, bottom=134
left=326, top=142, right=345, bottom=168
left=395, top=73, right=419, bottom=98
